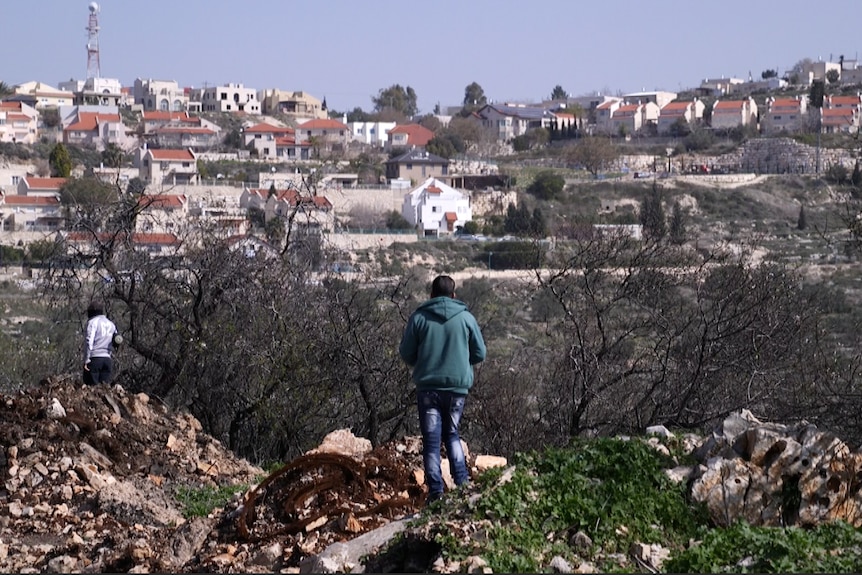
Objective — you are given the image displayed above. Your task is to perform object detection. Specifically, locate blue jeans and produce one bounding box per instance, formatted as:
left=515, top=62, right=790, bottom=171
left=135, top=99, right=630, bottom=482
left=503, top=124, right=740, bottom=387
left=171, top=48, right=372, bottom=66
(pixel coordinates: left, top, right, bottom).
left=418, top=389, right=470, bottom=496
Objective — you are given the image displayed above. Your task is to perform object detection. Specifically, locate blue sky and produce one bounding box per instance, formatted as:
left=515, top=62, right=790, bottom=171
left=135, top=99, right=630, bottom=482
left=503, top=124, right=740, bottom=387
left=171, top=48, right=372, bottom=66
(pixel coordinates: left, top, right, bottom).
left=4, top=0, right=861, bottom=114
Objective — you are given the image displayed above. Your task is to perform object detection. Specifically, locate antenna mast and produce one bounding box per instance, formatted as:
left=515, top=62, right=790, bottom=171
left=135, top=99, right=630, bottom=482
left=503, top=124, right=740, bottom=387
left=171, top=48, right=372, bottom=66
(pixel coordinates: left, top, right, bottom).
left=86, top=2, right=101, bottom=79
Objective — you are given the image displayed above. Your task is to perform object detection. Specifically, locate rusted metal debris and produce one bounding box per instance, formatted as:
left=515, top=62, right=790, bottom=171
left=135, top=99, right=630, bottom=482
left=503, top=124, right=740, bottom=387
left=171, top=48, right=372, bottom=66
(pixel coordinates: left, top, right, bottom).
left=237, top=449, right=424, bottom=543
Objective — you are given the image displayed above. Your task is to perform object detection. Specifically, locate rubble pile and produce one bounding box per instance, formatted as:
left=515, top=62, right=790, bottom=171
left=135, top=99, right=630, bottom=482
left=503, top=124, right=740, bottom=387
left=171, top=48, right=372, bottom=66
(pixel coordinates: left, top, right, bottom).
left=0, top=376, right=499, bottom=573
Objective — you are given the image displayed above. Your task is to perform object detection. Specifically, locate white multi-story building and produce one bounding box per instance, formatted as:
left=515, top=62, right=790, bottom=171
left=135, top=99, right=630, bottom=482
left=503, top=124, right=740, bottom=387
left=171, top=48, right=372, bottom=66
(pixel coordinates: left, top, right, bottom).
left=133, top=78, right=189, bottom=111
left=402, top=177, right=472, bottom=237
left=199, top=83, right=260, bottom=114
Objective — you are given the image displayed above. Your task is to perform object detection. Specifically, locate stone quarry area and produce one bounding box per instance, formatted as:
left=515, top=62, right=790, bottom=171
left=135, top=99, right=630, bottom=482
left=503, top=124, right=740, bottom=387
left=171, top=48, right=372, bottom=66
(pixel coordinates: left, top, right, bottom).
left=3, top=375, right=862, bottom=573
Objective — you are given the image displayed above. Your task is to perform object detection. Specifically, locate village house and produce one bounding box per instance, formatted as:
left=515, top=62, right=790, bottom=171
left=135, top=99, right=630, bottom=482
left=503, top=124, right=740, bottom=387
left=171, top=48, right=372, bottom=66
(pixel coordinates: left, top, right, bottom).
left=59, top=77, right=125, bottom=107
left=297, top=118, right=351, bottom=153
left=474, top=103, right=555, bottom=142
left=710, top=98, right=759, bottom=130
left=595, top=100, right=623, bottom=133
left=609, top=102, right=660, bottom=135
left=243, top=122, right=295, bottom=159
left=63, top=230, right=182, bottom=257
left=0, top=102, right=39, bottom=145
left=61, top=107, right=134, bottom=151
left=137, top=148, right=198, bottom=186
left=198, top=83, right=260, bottom=114
left=401, top=177, right=472, bottom=237
left=17, top=177, right=66, bottom=197
left=622, top=90, right=678, bottom=109
left=135, top=194, right=188, bottom=234
left=240, top=187, right=334, bottom=234
left=764, top=96, right=808, bottom=133
left=258, top=90, right=326, bottom=119
left=0, top=192, right=62, bottom=232
left=12, top=82, right=75, bottom=109
left=348, top=121, right=396, bottom=147
left=821, top=94, right=862, bottom=133
left=657, top=100, right=705, bottom=134
left=386, top=148, right=450, bottom=183
left=387, top=124, right=435, bottom=149
left=132, top=78, right=189, bottom=112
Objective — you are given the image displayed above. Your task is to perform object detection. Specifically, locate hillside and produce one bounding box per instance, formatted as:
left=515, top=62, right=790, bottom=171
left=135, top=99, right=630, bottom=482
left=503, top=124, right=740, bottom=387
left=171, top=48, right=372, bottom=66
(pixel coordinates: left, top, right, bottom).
left=5, top=376, right=862, bottom=573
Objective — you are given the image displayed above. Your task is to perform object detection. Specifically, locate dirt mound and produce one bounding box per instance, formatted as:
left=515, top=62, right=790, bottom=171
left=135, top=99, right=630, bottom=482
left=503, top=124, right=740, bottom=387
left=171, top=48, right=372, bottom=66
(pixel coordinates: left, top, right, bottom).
left=0, top=375, right=431, bottom=572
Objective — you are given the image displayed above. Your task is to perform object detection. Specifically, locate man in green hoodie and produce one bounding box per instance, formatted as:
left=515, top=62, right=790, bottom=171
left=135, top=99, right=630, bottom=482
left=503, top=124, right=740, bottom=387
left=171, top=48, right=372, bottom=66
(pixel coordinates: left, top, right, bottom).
left=399, top=275, right=487, bottom=506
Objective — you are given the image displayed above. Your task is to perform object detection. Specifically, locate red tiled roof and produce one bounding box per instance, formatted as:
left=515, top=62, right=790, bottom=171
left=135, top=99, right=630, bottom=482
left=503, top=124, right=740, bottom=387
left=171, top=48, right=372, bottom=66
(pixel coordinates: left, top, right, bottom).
left=445, top=212, right=457, bottom=222
left=596, top=101, right=616, bottom=110
left=822, top=108, right=854, bottom=117
left=148, top=149, right=195, bottom=161
left=66, top=231, right=180, bottom=245
left=426, top=185, right=443, bottom=194
left=388, top=124, right=434, bottom=146
left=661, top=101, right=691, bottom=112
left=298, top=118, right=348, bottom=130
left=65, top=112, right=121, bottom=132
left=1, top=194, right=60, bottom=206
left=248, top=188, right=332, bottom=209
left=138, top=194, right=187, bottom=209
left=142, top=111, right=190, bottom=122
left=714, top=100, right=745, bottom=111
left=23, top=177, right=67, bottom=190
left=6, top=113, right=31, bottom=122
left=245, top=123, right=295, bottom=134
left=0, top=102, right=23, bottom=112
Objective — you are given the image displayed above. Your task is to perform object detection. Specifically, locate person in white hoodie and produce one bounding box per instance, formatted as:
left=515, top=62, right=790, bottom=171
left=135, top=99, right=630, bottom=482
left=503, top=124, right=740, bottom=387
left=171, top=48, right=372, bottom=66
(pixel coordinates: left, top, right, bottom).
left=83, top=299, right=118, bottom=385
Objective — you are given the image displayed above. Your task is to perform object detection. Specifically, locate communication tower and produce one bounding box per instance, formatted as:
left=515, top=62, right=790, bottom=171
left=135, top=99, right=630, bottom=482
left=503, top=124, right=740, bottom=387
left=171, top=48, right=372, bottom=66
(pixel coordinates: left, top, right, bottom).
left=86, top=2, right=101, bottom=79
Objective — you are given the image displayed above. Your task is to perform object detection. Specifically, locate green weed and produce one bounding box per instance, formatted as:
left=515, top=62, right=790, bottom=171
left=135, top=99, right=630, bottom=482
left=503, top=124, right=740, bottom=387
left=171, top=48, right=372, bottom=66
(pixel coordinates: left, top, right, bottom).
left=175, top=483, right=249, bottom=519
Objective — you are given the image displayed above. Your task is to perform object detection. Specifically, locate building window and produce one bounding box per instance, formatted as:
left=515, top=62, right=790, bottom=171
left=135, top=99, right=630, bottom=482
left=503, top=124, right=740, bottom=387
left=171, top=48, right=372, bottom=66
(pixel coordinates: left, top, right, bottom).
left=432, top=206, right=438, bottom=212
left=182, top=162, right=190, bottom=168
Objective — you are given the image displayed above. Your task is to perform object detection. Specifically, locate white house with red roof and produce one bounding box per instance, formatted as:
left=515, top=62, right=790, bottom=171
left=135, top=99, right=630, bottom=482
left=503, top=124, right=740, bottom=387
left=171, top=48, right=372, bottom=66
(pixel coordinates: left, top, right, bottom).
left=609, top=102, right=660, bottom=135
left=137, top=148, right=198, bottom=186
left=821, top=94, right=862, bottom=133
left=710, top=98, right=758, bottom=130
left=401, top=177, right=472, bottom=237
left=0, top=102, right=39, bottom=145
left=595, top=99, right=623, bottom=133
left=0, top=191, right=62, bottom=232
left=240, top=187, right=334, bottom=233
left=657, top=100, right=706, bottom=134
left=134, top=194, right=188, bottom=234
left=61, top=107, right=133, bottom=150
left=64, top=231, right=182, bottom=256
left=297, top=118, right=351, bottom=151
left=764, top=96, right=808, bottom=133
left=242, top=122, right=296, bottom=159
left=16, top=177, right=67, bottom=197
left=387, top=124, right=435, bottom=149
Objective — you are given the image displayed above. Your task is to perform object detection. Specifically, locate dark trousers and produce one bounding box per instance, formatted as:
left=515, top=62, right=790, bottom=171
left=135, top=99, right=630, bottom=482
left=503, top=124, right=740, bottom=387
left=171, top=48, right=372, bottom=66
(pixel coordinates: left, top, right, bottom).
left=84, top=357, right=113, bottom=385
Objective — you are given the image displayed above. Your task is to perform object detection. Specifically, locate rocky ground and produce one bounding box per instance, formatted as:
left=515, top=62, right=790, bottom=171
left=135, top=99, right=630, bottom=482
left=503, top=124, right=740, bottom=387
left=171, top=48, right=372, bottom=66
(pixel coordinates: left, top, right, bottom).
left=4, top=375, right=862, bottom=573
left=0, top=375, right=487, bottom=573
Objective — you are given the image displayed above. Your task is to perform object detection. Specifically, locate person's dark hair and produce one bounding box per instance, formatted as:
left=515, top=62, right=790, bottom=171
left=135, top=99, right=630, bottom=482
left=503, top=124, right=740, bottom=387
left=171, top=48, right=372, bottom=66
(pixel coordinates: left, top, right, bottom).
left=87, top=299, right=105, bottom=318
left=430, top=275, right=456, bottom=298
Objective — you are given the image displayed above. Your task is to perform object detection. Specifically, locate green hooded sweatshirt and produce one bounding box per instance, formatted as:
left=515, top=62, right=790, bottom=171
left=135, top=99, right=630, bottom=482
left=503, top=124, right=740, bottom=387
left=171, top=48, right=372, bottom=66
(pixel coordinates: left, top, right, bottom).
left=399, top=296, right=487, bottom=394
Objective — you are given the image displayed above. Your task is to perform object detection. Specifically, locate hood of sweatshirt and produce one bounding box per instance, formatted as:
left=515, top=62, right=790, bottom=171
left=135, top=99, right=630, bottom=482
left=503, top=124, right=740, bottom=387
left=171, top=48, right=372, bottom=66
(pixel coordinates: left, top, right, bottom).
left=416, top=296, right=468, bottom=322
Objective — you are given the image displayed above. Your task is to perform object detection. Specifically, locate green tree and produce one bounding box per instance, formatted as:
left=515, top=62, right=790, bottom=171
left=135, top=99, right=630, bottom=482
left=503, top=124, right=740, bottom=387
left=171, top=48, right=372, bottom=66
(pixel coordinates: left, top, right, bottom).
left=639, top=182, right=667, bottom=240
left=372, top=84, right=418, bottom=117
left=49, top=143, right=72, bottom=177
left=462, top=82, right=487, bottom=112
left=100, top=143, right=125, bottom=168
left=669, top=201, right=687, bottom=244
left=826, top=69, right=840, bottom=84
left=223, top=128, right=243, bottom=150
left=526, top=170, right=565, bottom=200
left=797, top=204, right=807, bottom=230
left=0, top=81, right=13, bottom=97
left=550, top=85, right=567, bottom=100
left=530, top=208, right=547, bottom=237
left=761, top=69, right=778, bottom=79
